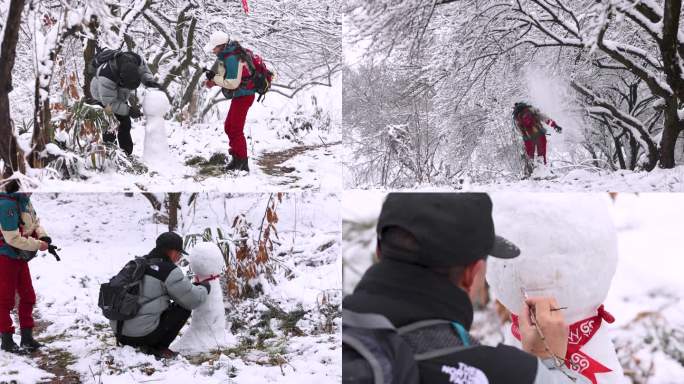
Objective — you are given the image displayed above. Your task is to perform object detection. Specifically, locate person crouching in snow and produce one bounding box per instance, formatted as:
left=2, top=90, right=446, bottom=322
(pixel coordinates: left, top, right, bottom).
left=0, top=181, right=50, bottom=354
left=512, top=102, right=562, bottom=166
left=89, top=50, right=162, bottom=155
left=203, top=31, right=257, bottom=173
left=111, top=232, right=209, bottom=359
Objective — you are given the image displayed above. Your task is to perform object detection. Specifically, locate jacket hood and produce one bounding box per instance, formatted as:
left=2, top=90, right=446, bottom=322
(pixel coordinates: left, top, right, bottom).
left=343, top=259, right=474, bottom=329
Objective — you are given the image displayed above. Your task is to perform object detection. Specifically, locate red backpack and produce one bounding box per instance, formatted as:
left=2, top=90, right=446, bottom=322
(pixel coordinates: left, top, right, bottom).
left=224, top=43, right=274, bottom=102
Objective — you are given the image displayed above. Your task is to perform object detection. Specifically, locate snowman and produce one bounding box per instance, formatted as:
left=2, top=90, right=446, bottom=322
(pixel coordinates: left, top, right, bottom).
left=142, top=90, right=172, bottom=172
left=172, top=242, right=231, bottom=354
left=486, top=193, right=624, bottom=384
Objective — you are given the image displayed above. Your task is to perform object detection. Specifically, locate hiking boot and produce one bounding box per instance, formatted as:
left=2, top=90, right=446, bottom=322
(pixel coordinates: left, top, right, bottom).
left=226, top=155, right=237, bottom=169
left=1, top=333, right=24, bottom=354
left=227, top=157, right=249, bottom=172
left=20, top=328, right=43, bottom=352
left=140, top=346, right=178, bottom=360
left=156, top=348, right=179, bottom=359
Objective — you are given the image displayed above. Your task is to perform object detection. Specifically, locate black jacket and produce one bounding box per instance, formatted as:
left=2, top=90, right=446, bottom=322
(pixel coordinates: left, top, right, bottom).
left=343, top=259, right=539, bottom=384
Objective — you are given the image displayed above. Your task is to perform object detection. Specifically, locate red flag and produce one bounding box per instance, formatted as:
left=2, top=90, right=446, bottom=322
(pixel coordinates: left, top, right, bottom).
left=511, top=305, right=615, bottom=384
left=241, top=0, right=249, bottom=14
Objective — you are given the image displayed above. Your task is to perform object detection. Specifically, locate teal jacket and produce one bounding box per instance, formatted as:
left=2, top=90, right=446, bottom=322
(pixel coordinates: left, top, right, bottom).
left=216, top=43, right=256, bottom=98
left=0, top=193, right=43, bottom=259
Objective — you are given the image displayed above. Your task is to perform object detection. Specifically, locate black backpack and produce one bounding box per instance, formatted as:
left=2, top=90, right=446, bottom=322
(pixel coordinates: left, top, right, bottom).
left=512, top=102, right=531, bottom=118
left=98, top=257, right=150, bottom=323
left=343, top=309, right=472, bottom=384
left=88, top=48, right=142, bottom=76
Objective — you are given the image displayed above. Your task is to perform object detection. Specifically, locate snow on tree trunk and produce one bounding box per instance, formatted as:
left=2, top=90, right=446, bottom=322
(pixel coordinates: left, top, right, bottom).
left=0, top=0, right=27, bottom=178
left=142, top=90, right=172, bottom=172
left=171, top=242, right=233, bottom=354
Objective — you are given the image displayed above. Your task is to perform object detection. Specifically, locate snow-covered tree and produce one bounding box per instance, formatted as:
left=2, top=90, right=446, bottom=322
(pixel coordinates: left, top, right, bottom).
left=0, top=0, right=27, bottom=177
left=345, top=0, right=684, bottom=187
left=6, top=0, right=341, bottom=172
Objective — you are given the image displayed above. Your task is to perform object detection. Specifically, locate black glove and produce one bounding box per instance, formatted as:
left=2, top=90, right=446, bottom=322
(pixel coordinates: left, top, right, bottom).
left=203, top=68, right=216, bottom=81
left=554, top=125, right=563, bottom=133
left=194, top=281, right=211, bottom=294
left=128, top=104, right=143, bottom=119
left=145, top=80, right=162, bottom=89
left=47, top=244, right=61, bottom=261
left=39, top=236, right=52, bottom=245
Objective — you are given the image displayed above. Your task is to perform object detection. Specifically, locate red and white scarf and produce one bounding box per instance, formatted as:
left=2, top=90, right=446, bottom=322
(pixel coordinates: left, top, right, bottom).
left=511, top=305, right=616, bottom=384
left=194, top=274, right=222, bottom=284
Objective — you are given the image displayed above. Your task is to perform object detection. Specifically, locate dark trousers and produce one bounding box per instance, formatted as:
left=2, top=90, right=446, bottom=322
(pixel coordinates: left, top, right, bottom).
left=103, top=114, right=133, bottom=155
left=117, top=303, right=190, bottom=350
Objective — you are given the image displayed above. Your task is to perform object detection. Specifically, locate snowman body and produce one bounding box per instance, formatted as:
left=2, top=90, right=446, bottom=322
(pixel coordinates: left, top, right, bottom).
left=142, top=90, right=171, bottom=171
left=486, top=193, right=625, bottom=383
left=172, top=242, right=230, bottom=354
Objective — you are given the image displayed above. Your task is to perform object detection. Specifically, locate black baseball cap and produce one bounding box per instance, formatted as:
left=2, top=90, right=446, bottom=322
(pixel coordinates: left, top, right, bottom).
left=377, top=193, right=519, bottom=267
left=155, top=232, right=188, bottom=255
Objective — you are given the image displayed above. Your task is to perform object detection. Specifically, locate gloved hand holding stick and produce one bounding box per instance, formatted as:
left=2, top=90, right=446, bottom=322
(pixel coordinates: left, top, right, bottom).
left=47, top=245, right=61, bottom=262
left=40, top=236, right=61, bottom=261
left=201, top=67, right=216, bottom=80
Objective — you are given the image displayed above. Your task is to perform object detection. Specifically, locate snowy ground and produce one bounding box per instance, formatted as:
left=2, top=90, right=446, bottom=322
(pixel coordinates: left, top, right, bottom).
left=0, top=193, right=341, bottom=384
left=468, top=163, right=684, bottom=192
left=341, top=191, right=684, bottom=383
left=344, top=162, right=684, bottom=192
left=18, top=78, right=341, bottom=193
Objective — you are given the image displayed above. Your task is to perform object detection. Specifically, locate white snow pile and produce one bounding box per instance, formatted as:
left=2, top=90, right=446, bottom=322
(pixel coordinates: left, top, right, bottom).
left=172, top=242, right=233, bottom=354
left=487, top=193, right=624, bottom=383
left=0, top=193, right=341, bottom=384
left=142, top=90, right=174, bottom=173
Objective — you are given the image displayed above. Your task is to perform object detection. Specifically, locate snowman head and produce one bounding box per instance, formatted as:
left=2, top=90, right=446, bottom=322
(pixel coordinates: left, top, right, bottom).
left=485, top=193, right=618, bottom=324
left=142, top=90, right=170, bottom=117
left=189, top=242, right=225, bottom=277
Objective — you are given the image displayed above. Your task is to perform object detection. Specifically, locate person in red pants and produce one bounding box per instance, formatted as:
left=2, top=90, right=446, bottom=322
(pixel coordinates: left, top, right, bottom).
left=203, top=31, right=257, bottom=173
left=512, top=102, right=563, bottom=165
left=0, top=183, right=50, bottom=354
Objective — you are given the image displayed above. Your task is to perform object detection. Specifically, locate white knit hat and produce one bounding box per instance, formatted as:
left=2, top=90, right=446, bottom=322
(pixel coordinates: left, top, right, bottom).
left=204, top=31, right=230, bottom=52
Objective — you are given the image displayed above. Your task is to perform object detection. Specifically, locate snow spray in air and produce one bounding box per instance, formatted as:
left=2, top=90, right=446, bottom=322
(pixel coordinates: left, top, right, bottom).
left=523, top=67, right=585, bottom=154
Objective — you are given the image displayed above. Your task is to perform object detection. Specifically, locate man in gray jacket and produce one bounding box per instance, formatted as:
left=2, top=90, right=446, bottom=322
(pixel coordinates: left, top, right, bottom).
left=90, top=51, right=162, bottom=155
left=112, top=232, right=209, bottom=359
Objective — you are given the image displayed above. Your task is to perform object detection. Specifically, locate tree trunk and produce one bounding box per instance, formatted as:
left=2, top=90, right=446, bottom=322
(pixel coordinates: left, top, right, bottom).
left=28, top=77, right=50, bottom=168
left=82, top=16, right=99, bottom=100
left=659, top=98, right=680, bottom=168
left=629, top=134, right=639, bottom=170
left=0, top=0, right=27, bottom=178
left=166, top=193, right=181, bottom=232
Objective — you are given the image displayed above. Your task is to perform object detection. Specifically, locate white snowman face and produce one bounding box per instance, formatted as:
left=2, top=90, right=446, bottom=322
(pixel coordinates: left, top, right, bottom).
left=485, top=193, right=618, bottom=324
left=142, top=90, right=170, bottom=116
left=189, top=242, right=226, bottom=277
